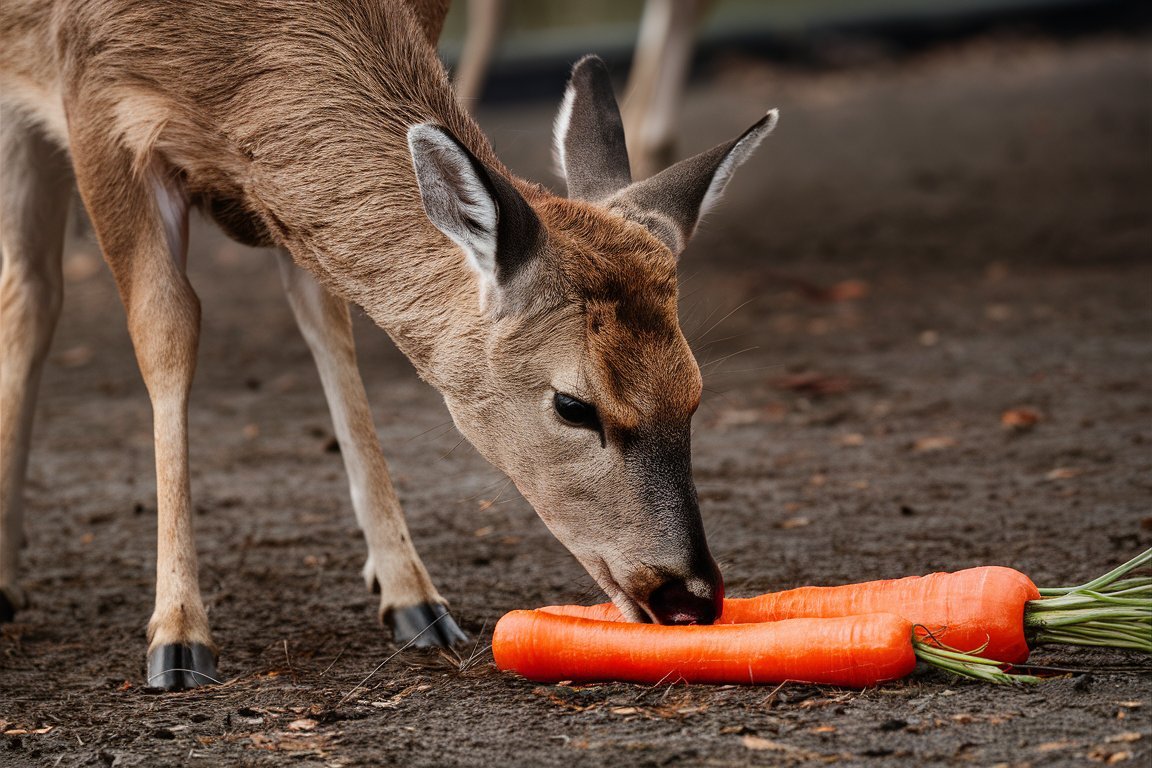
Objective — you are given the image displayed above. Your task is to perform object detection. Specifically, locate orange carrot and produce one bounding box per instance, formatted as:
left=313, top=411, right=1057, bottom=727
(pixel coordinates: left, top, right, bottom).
left=543, top=566, right=1040, bottom=663
left=542, top=550, right=1152, bottom=664
left=521, top=552, right=1149, bottom=687
left=493, top=609, right=917, bottom=687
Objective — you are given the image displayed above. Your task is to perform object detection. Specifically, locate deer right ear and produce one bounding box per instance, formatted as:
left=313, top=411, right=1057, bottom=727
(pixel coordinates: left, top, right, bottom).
left=605, top=110, right=778, bottom=254
left=553, top=55, right=632, bottom=202
left=408, top=124, right=542, bottom=301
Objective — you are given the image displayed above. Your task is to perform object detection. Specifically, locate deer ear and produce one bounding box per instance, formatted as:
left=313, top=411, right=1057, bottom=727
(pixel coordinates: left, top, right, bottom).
left=606, top=110, right=778, bottom=253
left=553, top=55, right=632, bottom=201
left=408, top=123, right=541, bottom=295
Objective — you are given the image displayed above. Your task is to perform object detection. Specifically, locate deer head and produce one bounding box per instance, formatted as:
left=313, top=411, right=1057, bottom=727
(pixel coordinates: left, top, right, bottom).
left=408, top=56, right=776, bottom=624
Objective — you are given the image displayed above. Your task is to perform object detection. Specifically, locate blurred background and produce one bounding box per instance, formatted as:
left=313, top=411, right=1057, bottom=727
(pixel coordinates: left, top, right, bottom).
left=8, top=2, right=1152, bottom=762
left=436, top=0, right=1149, bottom=103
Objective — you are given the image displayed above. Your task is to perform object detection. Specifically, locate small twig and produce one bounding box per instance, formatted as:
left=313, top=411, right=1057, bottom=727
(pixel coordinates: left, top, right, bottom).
left=318, top=646, right=347, bottom=678
left=145, top=668, right=225, bottom=687
left=283, top=639, right=297, bottom=686
left=335, top=612, right=448, bottom=708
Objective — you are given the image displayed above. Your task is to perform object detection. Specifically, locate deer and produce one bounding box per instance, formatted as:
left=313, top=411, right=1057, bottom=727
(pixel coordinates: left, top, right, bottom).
left=0, top=0, right=776, bottom=690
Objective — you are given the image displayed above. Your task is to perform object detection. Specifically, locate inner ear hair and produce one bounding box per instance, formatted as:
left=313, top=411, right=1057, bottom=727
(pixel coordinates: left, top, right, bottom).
left=408, top=123, right=542, bottom=290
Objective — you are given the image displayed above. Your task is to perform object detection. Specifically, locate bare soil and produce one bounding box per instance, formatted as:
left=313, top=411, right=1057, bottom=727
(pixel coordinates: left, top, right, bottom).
left=2, top=33, right=1151, bottom=768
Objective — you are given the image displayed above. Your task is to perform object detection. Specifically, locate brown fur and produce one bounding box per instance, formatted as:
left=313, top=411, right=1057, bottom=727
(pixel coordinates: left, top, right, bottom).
left=1, top=0, right=737, bottom=674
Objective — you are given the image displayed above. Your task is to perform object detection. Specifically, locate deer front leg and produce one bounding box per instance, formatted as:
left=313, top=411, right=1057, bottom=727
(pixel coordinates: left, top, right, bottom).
left=0, top=110, right=71, bottom=623
left=68, top=122, right=216, bottom=689
left=276, top=252, right=467, bottom=648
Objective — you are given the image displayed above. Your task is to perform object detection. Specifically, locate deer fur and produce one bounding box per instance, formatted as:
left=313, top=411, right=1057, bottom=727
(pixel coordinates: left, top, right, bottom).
left=0, top=0, right=775, bottom=689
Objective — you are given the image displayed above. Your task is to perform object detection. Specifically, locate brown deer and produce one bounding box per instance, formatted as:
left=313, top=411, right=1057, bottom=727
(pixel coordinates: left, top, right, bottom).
left=0, top=0, right=776, bottom=690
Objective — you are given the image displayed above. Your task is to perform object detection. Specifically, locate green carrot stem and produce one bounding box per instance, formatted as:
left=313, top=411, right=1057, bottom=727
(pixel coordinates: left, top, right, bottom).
left=1036, top=549, right=1152, bottom=595
left=1028, top=593, right=1150, bottom=610
left=912, top=639, right=1044, bottom=684
left=1031, top=630, right=1152, bottom=652
left=1025, top=548, right=1151, bottom=654
left=1038, top=625, right=1151, bottom=649
left=1026, top=607, right=1150, bottom=628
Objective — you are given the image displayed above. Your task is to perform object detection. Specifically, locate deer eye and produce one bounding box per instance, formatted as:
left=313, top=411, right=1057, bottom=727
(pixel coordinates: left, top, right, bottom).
left=553, top=393, right=600, bottom=430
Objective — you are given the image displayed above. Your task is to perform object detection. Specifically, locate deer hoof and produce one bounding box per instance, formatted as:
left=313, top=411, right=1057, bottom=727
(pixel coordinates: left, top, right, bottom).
left=390, top=603, right=468, bottom=648
left=146, top=643, right=219, bottom=690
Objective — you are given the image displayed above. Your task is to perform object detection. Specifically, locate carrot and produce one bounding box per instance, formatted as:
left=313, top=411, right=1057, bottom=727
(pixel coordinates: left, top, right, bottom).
left=542, top=549, right=1152, bottom=663
left=542, top=567, right=1037, bottom=662
left=493, top=610, right=918, bottom=687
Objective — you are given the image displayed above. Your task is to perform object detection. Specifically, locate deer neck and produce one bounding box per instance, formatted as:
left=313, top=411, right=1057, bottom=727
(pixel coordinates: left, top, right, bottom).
left=247, top=109, right=512, bottom=396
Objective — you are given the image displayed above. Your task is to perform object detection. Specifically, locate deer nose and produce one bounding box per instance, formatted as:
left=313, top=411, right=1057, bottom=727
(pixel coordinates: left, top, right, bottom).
left=647, top=570, right=724, bottom=625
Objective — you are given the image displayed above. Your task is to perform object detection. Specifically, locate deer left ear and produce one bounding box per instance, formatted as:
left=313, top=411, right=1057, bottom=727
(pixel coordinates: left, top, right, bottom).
left=553, top=55, right=632, bottom=202
left=408, top=123, right=541, bottom=295
left=606, top=110, right=778, bottom=254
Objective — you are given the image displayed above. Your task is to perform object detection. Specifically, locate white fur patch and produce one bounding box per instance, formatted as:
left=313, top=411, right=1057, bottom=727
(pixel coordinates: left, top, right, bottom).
left=149, top=168, right=188, bottom=267
left=551, top=82, right=576, bottom=181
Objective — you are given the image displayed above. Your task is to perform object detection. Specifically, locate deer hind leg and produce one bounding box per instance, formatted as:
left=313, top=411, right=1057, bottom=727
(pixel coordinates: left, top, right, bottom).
left=453, top=0, right=505, bottom=105
left=0, top=108, right=71, bottom=623
left=622, top=0, right=708, bottom=180
left=276, top=252, right=467, bottom=647
left=68, top=118, right=216, bottom=689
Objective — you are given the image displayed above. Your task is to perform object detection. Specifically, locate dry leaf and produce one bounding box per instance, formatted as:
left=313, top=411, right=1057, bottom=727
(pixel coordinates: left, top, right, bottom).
left=827, top=279, right=870, bottom=302
left=1089, top=745, right=1133, bottom=763
left=1036, top=741, right=1077, bottom=752
left=287, top=719, right=317, bottom=731
left=1001, top=407, right=1042, bottom=430
left=473, top=526, right=493, bottom=537
left=1045, top=467, right=1082, bottom=481
left=1105, top=733, right=1143, bottom=743
left=369, top=700, right=399, bottom=710
left=777, top=516, right=811, bottom=530
left=742, top=735, right=791, bottom=752
left=838, top=433, right=865, bottom=447
left=811, top=725, right=836, bottom=733
left=914, top=436, right=956, bottom=452
left=714, top=408, right=767, bottom=429
left=772, top=371, right=864, bottom=397
left=610, top=707, right=638, bottom=716
left=3, top=726, right=53, bottom=736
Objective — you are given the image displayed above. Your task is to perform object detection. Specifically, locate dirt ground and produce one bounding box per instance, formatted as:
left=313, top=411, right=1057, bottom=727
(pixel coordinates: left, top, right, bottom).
left=2, top=31, right=1150, bottom=768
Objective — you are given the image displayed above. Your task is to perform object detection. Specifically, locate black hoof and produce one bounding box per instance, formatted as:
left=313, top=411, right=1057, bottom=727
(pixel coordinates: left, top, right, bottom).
left=0, top=592, right=14, bottom=623
left=146, top=643, right=219, bottom=690
left=390, top=603, right=469, bottom=648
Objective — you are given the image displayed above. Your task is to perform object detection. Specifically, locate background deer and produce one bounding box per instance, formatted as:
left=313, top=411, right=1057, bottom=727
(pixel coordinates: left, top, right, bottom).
left=0, top=0, right=775, bottom=690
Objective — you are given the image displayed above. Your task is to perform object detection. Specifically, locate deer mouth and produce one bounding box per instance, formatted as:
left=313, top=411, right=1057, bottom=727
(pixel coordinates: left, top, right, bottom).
left=590, top=558, right=654, bottom=624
